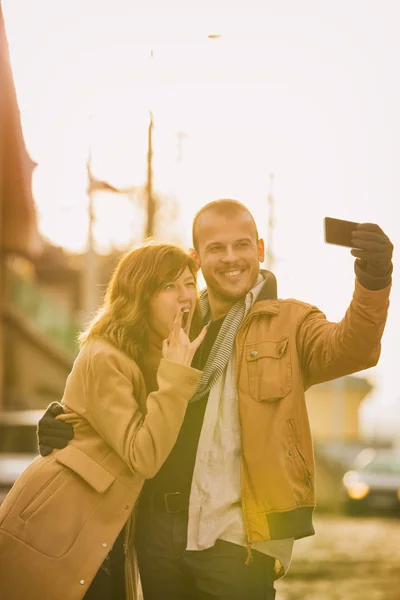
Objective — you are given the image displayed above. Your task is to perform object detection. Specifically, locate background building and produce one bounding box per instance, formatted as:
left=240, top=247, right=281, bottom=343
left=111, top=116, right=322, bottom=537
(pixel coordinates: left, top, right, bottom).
left=0, top=6, right=76, bottom=410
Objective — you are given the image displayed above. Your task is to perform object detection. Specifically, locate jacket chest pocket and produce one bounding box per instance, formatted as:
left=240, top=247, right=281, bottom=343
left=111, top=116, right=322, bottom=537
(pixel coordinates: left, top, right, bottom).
left=246, top=337, right=292, bottom=401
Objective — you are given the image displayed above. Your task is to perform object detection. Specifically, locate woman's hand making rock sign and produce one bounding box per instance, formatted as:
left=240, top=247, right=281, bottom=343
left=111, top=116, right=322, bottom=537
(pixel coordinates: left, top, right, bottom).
left=162, top=307, right=208, bottom=367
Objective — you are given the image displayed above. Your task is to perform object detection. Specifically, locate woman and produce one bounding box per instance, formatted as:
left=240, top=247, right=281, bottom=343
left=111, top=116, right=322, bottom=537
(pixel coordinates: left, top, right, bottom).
left=0, top=242, right=207, bottom=600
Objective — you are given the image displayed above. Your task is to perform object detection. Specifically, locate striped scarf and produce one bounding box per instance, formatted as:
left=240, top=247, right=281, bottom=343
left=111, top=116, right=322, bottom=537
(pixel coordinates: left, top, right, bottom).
left=189, top=273, right=264, bottom=404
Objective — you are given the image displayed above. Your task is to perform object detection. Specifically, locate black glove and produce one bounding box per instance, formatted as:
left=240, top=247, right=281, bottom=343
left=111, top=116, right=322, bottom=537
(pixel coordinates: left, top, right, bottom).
left=351, top=223, right=393, bottom=291
left=37, top=402, right=74, bottom=457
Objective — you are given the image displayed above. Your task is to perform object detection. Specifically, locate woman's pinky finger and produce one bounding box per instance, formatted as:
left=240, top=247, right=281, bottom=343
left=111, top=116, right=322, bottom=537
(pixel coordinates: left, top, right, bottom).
left=193, top=324, right=209, bottom=349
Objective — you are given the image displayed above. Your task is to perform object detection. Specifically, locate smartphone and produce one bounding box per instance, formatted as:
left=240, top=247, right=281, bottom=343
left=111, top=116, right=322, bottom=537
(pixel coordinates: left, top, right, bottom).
left=324, top=217, right=361, bottom=248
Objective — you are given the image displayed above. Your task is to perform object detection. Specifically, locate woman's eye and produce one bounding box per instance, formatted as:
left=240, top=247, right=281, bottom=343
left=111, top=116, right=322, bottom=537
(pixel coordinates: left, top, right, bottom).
left=164, top=284, right=175, bottom=290
left=186, top=282, right=196, bottom=288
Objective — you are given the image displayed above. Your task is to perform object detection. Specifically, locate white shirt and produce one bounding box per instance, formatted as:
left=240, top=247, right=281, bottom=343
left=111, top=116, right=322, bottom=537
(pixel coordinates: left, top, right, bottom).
left=186, top=278, right=294, bottom=577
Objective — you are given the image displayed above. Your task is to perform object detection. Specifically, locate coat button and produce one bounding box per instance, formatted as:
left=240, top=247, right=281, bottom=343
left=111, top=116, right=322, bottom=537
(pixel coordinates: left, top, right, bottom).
left=279, top=346, right=285, bottom=356
left=250, top=350, right=258, bottom=358
left=102, top=543, right=107, bottom=548
left=124, top=505, right=130, bottom=510
left=80, top=580, right=85, bottom=585
left=288, top=450, right=293, bottom=456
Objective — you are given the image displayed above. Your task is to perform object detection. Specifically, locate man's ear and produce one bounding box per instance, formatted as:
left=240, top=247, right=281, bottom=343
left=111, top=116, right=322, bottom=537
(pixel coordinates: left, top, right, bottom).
left=258, top=238, right=265, bottom=263
left=188, top=248, right=201, bottom=271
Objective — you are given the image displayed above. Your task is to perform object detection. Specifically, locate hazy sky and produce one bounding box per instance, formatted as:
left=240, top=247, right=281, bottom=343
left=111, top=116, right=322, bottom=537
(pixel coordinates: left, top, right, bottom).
left=3, top=0, right=399, bottom=437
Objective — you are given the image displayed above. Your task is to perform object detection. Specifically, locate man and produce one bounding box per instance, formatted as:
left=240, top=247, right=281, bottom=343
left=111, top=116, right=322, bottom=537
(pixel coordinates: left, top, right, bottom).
left=39, top=199, right=393, bottom=600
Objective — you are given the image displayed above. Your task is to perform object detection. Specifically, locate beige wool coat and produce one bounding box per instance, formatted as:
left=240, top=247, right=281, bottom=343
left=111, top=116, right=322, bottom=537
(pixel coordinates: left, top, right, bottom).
left=0, top=338, right=201, bottom=600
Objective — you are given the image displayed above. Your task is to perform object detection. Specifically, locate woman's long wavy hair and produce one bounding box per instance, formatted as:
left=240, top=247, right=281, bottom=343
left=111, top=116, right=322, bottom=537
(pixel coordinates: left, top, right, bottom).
left=79, top=242, right=202, bottom=361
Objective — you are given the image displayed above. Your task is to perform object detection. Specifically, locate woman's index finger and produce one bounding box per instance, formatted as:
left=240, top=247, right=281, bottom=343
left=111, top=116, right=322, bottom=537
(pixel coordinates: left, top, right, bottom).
left=171, top=307, right=183, bottom=339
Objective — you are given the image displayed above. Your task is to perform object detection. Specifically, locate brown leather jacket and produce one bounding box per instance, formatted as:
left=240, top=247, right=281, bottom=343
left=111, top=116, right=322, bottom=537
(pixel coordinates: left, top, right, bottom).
left=236, top=278, right=390, bottom=547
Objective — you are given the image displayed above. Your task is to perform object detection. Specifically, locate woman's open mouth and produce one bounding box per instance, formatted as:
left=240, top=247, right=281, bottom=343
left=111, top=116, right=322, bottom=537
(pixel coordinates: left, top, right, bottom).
left=182, top=308, right=190, bottom=329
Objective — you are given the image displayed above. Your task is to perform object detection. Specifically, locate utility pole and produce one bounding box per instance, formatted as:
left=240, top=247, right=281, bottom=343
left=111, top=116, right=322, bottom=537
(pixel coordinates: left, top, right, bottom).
left=266, top=173, right=275, bottom=271
left=145, top=111, right=155, bottom=238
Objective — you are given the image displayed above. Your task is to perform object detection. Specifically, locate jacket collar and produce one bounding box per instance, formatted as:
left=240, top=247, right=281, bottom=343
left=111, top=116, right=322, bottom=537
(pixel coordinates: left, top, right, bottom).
left=257, top=269, right=278, bottom=301
left=250, top=269, right=279, bottom=315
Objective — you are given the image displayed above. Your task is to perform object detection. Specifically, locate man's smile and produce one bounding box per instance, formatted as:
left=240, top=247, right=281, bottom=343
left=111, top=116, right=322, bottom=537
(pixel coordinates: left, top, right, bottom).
left=219, top=268, right=246, bottom=279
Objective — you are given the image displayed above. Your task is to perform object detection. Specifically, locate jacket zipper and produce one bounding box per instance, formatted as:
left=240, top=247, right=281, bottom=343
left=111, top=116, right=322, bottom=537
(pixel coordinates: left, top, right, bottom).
left=245, top=541, right=253, bottom=565
left=236, top=319, right=254, bottom=567
left=236, top=304, right=276, bottom=566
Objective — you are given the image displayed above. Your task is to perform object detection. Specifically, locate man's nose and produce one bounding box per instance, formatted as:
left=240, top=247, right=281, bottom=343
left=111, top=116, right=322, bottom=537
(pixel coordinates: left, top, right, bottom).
left=221, top=246, right=238, bottom=262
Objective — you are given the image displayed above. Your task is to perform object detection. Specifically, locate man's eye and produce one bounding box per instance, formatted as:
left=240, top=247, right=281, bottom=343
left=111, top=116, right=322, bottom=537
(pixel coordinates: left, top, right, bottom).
left=209, top=246, right=222, bottom=252
left=186, top=282, right=196, bottom=287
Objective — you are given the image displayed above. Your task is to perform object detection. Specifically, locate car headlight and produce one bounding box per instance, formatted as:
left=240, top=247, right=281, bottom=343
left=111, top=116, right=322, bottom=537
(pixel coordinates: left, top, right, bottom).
left=346, top=482, right=370, bottom=500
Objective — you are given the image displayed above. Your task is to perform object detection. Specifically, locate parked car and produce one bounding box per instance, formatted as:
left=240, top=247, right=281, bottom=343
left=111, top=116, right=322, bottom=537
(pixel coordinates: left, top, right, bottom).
left=0, top=410, right=43, bottom=505
left=341, top=447, right=400, bottom=515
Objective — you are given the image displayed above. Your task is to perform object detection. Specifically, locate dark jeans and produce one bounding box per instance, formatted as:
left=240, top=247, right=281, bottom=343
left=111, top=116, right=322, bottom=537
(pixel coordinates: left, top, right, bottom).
left=135, top=509, right=276, bottom=600
left=84, top=527, right=126, bottom=600
left=83, top=556, right=112, bottom=600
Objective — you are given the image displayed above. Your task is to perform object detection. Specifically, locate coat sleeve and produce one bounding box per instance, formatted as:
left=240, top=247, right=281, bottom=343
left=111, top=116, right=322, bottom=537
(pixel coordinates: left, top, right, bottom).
left=84, top=351, right=201, bottom=478
left=297, top=279, right=391, bottom=390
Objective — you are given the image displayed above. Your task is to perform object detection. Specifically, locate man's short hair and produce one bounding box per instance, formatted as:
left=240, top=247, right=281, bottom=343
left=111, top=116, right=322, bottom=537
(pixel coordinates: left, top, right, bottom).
left=192, top=199, right=259, bottom=251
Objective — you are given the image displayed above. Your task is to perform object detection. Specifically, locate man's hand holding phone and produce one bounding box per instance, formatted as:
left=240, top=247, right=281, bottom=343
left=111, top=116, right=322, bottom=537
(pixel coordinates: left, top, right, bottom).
left=324, top=217, right=393, bottom=290
left=350, top=223, right=393, bottom=279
